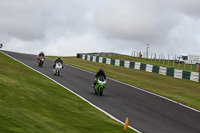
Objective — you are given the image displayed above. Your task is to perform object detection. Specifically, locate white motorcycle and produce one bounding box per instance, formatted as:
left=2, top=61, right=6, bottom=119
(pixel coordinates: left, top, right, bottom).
left=54, top=62, right=62, bottom=76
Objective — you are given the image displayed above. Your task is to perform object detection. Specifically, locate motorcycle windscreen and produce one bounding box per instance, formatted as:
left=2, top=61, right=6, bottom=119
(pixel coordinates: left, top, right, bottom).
left=99, top=75, right=105, bottom=82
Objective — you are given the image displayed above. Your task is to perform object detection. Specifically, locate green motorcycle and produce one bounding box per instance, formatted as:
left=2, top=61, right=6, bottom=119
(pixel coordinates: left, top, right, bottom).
left=94, top=76, right=107, bottom=96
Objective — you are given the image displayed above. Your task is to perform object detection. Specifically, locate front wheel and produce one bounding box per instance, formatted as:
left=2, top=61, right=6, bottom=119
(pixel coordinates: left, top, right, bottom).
left=99, top=88, right=103, bottom=96
left=57, top=70, right=60, bottom=76
left=39, top=62, right=43, bottom=67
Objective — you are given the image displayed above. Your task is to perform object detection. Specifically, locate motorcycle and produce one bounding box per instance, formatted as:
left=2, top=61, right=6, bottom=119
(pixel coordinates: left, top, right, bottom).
left=93, top=76, right=107, bottom=96
left=54, top=62, right=62, bottom=76
left=38, top=56, right=45, bottom=67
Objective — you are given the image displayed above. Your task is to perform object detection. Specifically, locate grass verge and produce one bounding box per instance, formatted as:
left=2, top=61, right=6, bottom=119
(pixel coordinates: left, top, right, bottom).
left=0, top=52, right=135, bottom=133
left=47, top=56, right=200, bottom=111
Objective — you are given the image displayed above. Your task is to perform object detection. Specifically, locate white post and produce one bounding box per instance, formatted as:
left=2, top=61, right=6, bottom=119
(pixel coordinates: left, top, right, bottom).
left=159, top=55, right=160, bottom=64
left=146, top=44, right=150, bottom=60
left=131, top=51, right=134, bottom=56
left=163, top=55, right=165, bottom=64
left=168, top=54, right=170, bottom=66
left=173, top=55, right=176, bottom=67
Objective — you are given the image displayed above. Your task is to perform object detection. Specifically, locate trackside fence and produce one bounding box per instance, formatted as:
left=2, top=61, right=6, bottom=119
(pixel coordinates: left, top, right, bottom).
left=77, top=54, right=200, bottom=83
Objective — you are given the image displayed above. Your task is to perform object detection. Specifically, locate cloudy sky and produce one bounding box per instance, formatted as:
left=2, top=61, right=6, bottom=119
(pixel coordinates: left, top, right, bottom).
left=0, top=0, right=200, bottom=57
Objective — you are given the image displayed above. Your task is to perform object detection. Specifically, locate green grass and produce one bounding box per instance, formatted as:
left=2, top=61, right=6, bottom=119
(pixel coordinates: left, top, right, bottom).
left=103, top=55, right=200, bottom=72
left=0, top=52, right=136, bottom=133
left=47, top=56, right=200, bottom=111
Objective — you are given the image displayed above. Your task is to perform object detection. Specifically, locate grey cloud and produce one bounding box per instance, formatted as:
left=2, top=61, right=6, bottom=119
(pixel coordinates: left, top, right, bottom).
left=0, top=0, right=52, bottom=40
left=0, top=0, right=93, bottom=41
left=1, top=0, right=200, bottom=56
left=170, top=0, right=200, bottom=18
left=93, top=0, right=180, bottom=43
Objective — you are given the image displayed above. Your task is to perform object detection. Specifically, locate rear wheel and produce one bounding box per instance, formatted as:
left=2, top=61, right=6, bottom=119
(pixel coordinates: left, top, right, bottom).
left=94, top=88, right=97, bottom=94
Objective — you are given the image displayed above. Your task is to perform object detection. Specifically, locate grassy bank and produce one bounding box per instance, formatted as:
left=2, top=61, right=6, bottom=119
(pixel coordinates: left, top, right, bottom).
left=47, top=56, right=200, bottom=111
left=0, top=52, right=135, bottom=133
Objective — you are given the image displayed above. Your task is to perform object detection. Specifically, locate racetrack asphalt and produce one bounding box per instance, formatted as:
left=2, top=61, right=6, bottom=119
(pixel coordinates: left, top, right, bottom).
left=2, top=50, right=200, bottom=133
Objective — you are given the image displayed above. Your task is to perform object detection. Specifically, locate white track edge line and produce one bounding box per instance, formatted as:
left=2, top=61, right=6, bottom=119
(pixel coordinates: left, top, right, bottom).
left=1, top=51, right=141, bottom=133
left=64, top=61, right=200, bottom=113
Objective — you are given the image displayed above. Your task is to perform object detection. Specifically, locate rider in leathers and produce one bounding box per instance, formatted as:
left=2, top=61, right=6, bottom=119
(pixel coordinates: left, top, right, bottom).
left=93, top=68, right=106, bottom=88
left=53, top=56, right=63, bottom=69
left=37, top=51, right=45, bottom=62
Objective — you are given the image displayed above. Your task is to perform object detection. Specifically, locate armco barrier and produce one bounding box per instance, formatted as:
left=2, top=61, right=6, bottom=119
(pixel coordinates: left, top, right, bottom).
left=115, top=59, right=120, bottom=66
left=190, top=72, right=199, bottom=82
left=199, top=74, right=200, bottom=82
left=134, top=62, right=141, bottom=70
left=96, top=56, right=99, bottom=62
left=124, top=61, right=130, bottom=68
left=174, top=69, right=183, bottom=79
left=167, top=68, right=174, bottom=77
left=146, top=64, right=153, bottom=72
left=159, top=66, right=167, bottom=75
left=140, top=63, right=146, bottom=71
left=93, top=56, right=96, bottom=62
left=182, top=71, right=191, bottom=80
left=106, top=58, right=111, bottom=65
left=90, top=56, right=93, bottom=61
left=129, top=62, right=135, bottom=68
left=103, top=58, right=106, bottom=63
left=152, top=65, right=159, bottom=73
left=120, top=60, right=125, bottom=67
left=77, top=54, right=200, bottom=82
left=111, top=58, right=115, bottom=65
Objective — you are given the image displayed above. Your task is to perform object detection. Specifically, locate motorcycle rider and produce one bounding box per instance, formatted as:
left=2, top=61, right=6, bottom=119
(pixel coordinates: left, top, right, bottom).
left=37, top=51, right=45, bottom=63
left=93, top=68, right=106, bottom=88
left=38, top=51, right=45, bottom=60
left=53, top=56, right=63, bottom=69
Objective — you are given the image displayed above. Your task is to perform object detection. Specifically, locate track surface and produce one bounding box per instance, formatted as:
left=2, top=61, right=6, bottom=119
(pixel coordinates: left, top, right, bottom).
left=2, top=50, right=200, bottom=133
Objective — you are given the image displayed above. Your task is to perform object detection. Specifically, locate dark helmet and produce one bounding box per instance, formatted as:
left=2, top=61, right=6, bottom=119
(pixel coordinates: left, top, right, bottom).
left=99, top=68, right=104, bottom=74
